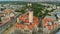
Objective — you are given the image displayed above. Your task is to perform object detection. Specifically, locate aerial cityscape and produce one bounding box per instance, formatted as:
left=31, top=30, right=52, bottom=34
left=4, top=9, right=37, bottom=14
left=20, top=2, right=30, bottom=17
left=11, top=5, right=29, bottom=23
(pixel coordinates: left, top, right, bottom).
left=0, top=0, right=60, bottom=34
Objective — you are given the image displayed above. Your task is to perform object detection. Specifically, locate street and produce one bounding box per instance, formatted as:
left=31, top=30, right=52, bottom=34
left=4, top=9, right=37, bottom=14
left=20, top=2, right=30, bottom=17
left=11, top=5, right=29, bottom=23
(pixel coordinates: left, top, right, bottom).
left=0, top=14, right=20, bottom=34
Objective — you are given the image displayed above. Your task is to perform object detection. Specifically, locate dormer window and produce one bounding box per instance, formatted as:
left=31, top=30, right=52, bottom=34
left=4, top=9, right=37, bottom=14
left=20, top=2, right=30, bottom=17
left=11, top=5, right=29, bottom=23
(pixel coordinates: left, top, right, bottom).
left=47, top=22, right=52, bottom=26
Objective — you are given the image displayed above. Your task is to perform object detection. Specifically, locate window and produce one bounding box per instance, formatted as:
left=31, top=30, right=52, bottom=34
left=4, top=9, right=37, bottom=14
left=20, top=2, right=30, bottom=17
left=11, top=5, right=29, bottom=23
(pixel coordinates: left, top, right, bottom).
left=47, top=22, right=52, bottom=26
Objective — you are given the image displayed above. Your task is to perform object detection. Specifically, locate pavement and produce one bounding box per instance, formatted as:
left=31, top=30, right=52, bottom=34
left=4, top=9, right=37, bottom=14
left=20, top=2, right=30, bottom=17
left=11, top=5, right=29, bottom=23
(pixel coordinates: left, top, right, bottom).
left=4, top=26, right=15, bottom=34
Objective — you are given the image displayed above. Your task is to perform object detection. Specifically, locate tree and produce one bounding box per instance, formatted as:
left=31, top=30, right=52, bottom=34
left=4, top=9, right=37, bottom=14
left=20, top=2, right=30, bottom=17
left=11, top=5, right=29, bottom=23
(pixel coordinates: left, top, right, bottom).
left=15, top=9, right=25, bottom=14
left=0, top=16, right=1, bottom=22
left=10, top=24, right=13, bottom=27
left=31, top=3, right=56, bottom=28
left=16, top=3, right=56, bottom=28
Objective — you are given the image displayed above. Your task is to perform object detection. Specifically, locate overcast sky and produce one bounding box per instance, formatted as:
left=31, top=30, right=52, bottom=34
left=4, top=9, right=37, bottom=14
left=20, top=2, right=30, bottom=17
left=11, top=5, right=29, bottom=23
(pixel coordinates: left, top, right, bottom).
left=0, top=0, right=59, bottom=2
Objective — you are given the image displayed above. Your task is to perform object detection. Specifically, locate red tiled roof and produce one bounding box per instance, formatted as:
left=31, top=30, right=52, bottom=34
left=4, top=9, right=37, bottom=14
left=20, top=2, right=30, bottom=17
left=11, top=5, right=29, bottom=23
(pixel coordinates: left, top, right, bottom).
left=15, top=14, right=39, bottom=30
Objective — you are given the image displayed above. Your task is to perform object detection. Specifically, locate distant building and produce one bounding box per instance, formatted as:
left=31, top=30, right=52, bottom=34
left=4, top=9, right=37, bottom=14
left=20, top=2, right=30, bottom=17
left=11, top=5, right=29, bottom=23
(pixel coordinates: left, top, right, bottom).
left=53, top=5, right=56, bottom=9
left=3, top=9, right=15, bottom=18
left=57, top=6, right=60, bottom=9
left=10, top=5, right=25, bottom=10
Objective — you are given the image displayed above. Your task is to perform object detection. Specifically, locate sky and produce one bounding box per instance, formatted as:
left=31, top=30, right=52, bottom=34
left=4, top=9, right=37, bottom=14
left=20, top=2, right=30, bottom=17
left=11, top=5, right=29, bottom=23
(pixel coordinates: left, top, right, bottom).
left=0, top=0, right=59, bottom=2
